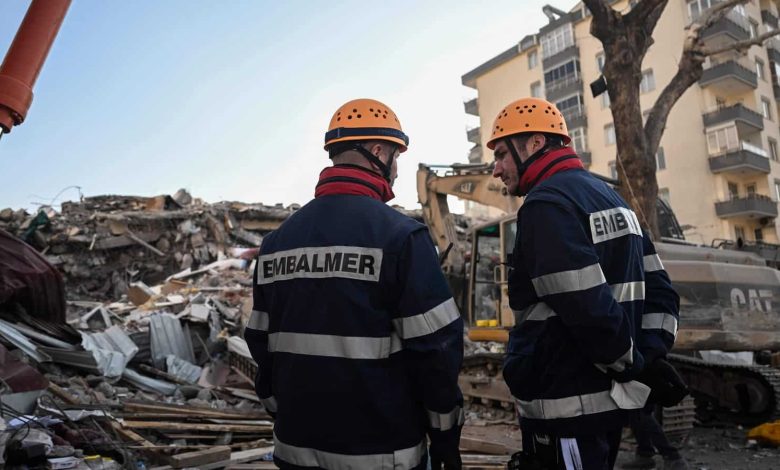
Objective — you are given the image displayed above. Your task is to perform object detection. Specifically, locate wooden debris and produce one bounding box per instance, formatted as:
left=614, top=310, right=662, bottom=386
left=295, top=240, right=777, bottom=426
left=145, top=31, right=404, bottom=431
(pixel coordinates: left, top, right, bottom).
left=169, top=445, right=231, bottom=469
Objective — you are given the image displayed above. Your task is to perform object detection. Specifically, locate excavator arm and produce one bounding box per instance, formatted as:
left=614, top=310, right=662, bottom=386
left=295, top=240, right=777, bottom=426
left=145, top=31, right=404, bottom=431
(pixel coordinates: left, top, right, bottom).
left=416, top=162, right=519, bottom=274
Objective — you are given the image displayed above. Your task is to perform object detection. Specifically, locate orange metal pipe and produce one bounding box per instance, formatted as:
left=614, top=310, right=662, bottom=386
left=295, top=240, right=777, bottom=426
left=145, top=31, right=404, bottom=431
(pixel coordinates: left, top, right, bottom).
left=0, top=0, right=71, bottom=133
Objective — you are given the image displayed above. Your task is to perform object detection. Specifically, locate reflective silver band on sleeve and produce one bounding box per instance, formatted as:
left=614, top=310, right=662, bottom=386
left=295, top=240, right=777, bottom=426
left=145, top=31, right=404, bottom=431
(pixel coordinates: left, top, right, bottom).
left=261, top=396, right=277, bottom=413
left=531, top=263, right=606, bottom=297
left=247, top=310, right=270, bottom=331
left=273, top=432, right=426, bottom=470
left=513, top=303, right=557, bottom=324
left=643, top=254, right=664, bottom=272
left=611, top=281, right=645, bottom=303
left=393, top=298, right=460, bottom=339
left=642, top=312, right=678, bottom=338
left=427, top=406, right=465, bottom=431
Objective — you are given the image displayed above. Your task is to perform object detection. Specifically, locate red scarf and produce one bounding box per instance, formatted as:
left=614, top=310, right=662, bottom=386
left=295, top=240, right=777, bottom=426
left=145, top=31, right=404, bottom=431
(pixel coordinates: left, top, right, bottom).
left=314, top=165, right=395, bottom=203
left=518, top=147, right=584, bottom=195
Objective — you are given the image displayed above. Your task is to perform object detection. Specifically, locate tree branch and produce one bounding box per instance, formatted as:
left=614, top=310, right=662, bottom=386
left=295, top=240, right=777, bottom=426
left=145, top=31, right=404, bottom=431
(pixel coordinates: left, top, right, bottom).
left=583, top=0, right=620, bottom=41
left=625, top=0, right=667, bottom=27
left=703, top=28, right=780, bottom=56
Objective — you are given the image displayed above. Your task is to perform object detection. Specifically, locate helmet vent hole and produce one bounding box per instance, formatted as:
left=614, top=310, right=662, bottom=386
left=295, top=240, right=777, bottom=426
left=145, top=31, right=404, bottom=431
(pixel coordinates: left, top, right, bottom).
left=519, top=110, right=523, bottom=114
left=524, top=105, right=528, bottom=109
left=337, top=117, right=341, bottom=121
left=383, top=115, right=388, bottom=119
left=357, top=114, right=362, bottom=118
left=545, top=110, right=549, bottom=114
left=528, top=110, right=533, bottom=113
left=348, top=115, right=353, bottom=120
left=370, top=108, right=374, bottom=112
left=515, top=106, right=520, bottom=110
left=525, top=124, right=530, bottom=127
left=500, top=128, right=504, bottom=132
left=352, top=108, right=357, bottom=112
left=550, top=124, right=555, bottom=128
left=374, top=113, right=379, bottom=117
left=532, top=105, right=537, bottom=108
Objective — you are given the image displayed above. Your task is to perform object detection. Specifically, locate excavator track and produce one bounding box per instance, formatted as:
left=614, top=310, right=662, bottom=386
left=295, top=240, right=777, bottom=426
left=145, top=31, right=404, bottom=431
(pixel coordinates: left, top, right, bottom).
left=461, top=353, right=697, bottom=442
left=668, top=353, right=780, bottom=425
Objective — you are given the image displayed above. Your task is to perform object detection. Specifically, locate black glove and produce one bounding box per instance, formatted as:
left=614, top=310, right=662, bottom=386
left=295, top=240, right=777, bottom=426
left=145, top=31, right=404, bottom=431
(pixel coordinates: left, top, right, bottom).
left=429, top=429, right=462, bottom=470
left=637, top=358, right=688, bottom=407
left=507, top=451, right=546, bottom=470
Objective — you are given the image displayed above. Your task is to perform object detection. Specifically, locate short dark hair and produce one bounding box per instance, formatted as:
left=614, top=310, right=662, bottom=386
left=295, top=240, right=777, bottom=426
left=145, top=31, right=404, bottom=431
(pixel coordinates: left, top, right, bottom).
left=328, top=140, right=398, bottom=159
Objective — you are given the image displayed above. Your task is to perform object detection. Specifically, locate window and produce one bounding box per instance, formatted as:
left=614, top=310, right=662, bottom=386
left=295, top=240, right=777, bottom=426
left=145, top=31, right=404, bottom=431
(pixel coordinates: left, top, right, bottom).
left=640, top=69, right=656, bottom=93
left=762, top=97, right=772, bottom=120
left=755, top=228, right=764, bottom=242
left=531, top=81, right=543, bottom=98
left=609, top=160, right=618, bottom=179
left=774, top=180, right=780, bottom=200
left=706, top=125, right=739, bottom=154
left=570, top=127, right=587, bottom=153
left=596, top=52, right=605, bottom=72
left=769, top=138, right=778, bottom=161
left=540, top=23, right=574, bottom=58
left=687, top=0, right=713, bottom=20
left=604, top=123, right=616, bottom=145
left=750, top=19, right=759, bottom=39
left=735, top=225, right=746, bottom=241
left=555, top=94, right=584, bottom=119
left=756, top=58, right=766, bottom=81
left=747, top=183, right=757, bottom=196
left=544, top=60, right=580, bottom=87
left=773, top=62, right=780, bottom=85
left=728, top=182, right=739, bottom=199
left=601, top=91, right=611, bottom=108
left=716, top=97, right=727, bottom=109
left=528, top=50, right=538, bottom=69
left=656, top=147, right=666, bottom=170
left=658, top=188, right=671, bottom=204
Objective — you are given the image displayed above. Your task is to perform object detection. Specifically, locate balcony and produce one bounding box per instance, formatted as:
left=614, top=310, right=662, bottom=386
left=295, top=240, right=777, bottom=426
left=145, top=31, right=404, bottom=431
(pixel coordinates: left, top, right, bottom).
left=700, top=10, right=750, bottom=48
left=561, top=106, right=587, bottom=129
left=768, top=37, right=780, bottom=64
left=699, top=60, right=757, bottom=93
left=715, top=194, right=778, bottom=219
left=464, top=98, right=478, bottom=116
left=467, top=126, right=481, bottom=145
left=774, top=82, right=780, bottom=101
left=708, top=142, right=771, bottom=175
left=468, top=144, right=483, bottom=164
left=542, top=45, right=579, bottom=69
left=703, top=104, right=764, bottom=135
left=545, top=75, right=583, bottom=102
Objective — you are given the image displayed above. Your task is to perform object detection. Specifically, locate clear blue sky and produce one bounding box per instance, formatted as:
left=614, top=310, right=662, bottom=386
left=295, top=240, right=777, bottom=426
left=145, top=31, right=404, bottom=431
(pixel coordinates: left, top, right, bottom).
left=0, top=0, right=553, bottom=212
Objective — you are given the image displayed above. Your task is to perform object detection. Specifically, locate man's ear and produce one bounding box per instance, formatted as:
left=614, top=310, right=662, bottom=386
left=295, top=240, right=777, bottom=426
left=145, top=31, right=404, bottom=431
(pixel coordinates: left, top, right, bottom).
left=371, top=143, right=384, bottom=158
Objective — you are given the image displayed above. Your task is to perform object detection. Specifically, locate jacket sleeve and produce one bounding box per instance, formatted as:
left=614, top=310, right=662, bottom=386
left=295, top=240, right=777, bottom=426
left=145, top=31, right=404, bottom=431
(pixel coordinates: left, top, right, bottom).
left=520, top=200, right=643, bottom=381
left=393, top=228, right=465, bottom=446
left=244, top=256, right=276, bottom=417
left=639, top=231, right=680, bottom=362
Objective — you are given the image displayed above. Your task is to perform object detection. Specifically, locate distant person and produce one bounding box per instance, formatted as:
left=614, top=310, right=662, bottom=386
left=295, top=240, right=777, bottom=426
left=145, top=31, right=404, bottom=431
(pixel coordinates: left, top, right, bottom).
left=491, top=97, right=683, bottom=470
left=623, top=405, right=688, bottom=470
left=244, top=98, right=464, bottom=470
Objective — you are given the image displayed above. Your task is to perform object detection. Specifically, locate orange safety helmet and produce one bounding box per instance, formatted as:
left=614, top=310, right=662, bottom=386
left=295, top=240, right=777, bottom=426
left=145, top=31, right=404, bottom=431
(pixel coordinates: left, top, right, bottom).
left=486, top=97, right=570, bottom=150
left=324, top=98, right=409, bottom=152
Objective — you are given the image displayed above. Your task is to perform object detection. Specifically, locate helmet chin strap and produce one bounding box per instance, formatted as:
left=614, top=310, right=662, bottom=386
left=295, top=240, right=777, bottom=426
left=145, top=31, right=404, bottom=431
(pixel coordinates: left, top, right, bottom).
left=505, top=137, right=549, bottom=196
left=351, top=144, right=393, bottom=183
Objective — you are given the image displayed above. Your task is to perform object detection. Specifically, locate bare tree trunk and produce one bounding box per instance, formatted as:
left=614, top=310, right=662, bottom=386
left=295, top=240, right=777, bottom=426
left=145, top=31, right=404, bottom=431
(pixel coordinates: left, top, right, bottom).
left=585, top=0, right=666, bottom=236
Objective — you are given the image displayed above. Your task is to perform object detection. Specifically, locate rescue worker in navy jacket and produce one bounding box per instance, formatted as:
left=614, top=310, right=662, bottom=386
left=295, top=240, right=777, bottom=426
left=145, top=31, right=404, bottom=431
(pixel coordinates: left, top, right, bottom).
left=244, top=98, right=465, bottom=470
left=489, top=97, right=679, bottom=470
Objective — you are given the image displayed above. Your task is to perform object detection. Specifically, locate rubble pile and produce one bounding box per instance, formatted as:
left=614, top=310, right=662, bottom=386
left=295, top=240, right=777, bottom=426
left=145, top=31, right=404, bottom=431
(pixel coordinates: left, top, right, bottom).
left=0, top=190, right=296, bottom=301
left=0, top=258, right=277, bottom=469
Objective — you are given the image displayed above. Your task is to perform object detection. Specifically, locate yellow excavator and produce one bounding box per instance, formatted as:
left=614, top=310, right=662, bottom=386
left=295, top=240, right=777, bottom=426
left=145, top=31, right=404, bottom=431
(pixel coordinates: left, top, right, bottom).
left=418, top=162, right=780, bottom=437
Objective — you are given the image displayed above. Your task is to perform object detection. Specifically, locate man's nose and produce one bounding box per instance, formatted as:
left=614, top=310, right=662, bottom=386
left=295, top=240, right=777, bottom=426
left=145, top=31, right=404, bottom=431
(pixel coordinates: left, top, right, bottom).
left=492, top=162, right=502, bottom=178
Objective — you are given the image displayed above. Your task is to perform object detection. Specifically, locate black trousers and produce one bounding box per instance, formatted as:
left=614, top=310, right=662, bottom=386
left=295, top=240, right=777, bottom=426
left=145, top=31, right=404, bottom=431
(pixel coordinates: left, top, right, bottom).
left=630, top=406, right=681, bottom=460
left=518, top=427, right=623, bottom=470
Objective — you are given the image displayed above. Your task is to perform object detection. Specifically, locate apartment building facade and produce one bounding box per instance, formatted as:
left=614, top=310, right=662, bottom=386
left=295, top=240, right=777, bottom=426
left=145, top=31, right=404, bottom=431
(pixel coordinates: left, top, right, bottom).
left=462, top=0, right=780, bottom=246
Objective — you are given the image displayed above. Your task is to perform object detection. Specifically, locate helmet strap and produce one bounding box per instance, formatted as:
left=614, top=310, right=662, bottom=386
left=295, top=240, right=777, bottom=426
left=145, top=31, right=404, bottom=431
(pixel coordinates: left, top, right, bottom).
left=505, top=136, right=550, bottom=196
left=351, top=143, right=392, bottom=183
